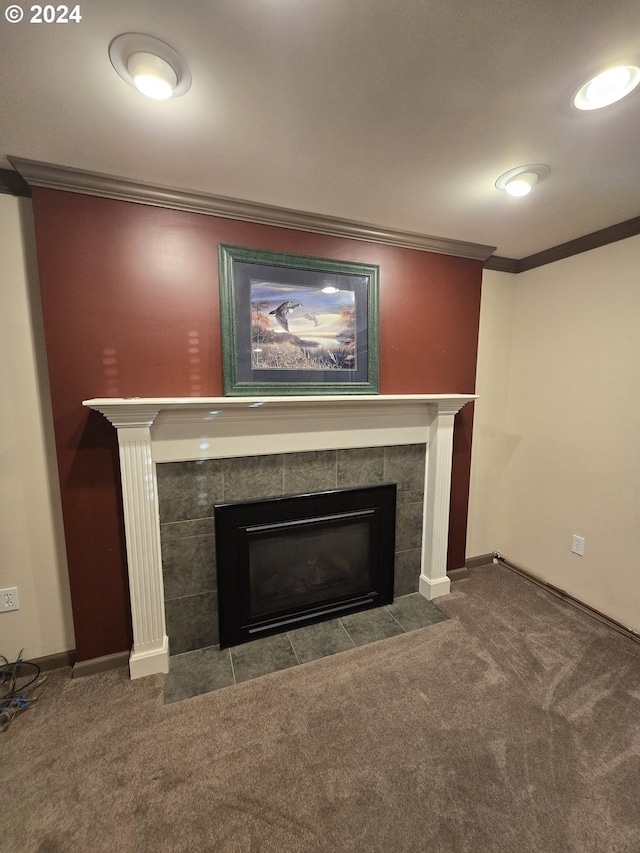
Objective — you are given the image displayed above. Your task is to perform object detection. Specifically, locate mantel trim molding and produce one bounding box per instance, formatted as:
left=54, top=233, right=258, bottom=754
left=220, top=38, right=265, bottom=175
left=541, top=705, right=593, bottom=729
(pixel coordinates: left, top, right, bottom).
left=86, top=394, right=476, bottom=424
left=9, top=156, right=496, bottom=261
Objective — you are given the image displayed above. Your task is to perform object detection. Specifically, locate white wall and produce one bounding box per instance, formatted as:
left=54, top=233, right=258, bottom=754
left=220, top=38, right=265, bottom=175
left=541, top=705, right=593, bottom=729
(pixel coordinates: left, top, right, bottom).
left=469, top=237, right=640, bottom=632
left=0, top=194, right=74, bottom=659
left=467, top=269, right=515, bottom=556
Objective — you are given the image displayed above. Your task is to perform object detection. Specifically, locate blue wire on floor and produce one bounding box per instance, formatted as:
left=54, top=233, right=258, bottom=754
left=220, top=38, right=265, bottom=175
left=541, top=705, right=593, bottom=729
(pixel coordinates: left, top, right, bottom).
left=0, top=650, right=46, bottom=732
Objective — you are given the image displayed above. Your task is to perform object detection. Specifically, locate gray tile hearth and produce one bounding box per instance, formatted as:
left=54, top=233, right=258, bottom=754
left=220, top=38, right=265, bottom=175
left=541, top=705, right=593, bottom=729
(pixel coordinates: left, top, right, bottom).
left=339, top=606, right=405, bottom=646
left=164, top=646, right=234, bottom=704
left=387, top=593, right=449, bottom=632
left=287, top=619, right=355, bottom=663
left=230, top=632, right=299, bottom=684
left=164, top=594, right=448, bottom=704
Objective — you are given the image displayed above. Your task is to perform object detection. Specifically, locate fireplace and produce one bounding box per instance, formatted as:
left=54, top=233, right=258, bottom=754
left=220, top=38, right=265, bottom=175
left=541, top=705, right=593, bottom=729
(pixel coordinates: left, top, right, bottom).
left=215, top=484, right=396, bottom=647
left=82, top=394, right=476, bottom=678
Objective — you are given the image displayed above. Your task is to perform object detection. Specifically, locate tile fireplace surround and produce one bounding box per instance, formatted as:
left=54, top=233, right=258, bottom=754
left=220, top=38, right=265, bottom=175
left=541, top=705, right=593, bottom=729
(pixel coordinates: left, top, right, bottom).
left=83, top=394, right=476, bottom=678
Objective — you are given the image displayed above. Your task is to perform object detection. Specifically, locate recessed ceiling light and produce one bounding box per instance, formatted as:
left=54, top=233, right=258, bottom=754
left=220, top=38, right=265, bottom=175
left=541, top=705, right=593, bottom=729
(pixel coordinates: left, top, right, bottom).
left=127, top=52, right=177, bottom=100
left=109, top=33, right=191, bottom=100
left=495, top=165, right=550, bottom=197
left=504, top=173, right=538, bottom=197
left=573, top=65, right=640, bottom=110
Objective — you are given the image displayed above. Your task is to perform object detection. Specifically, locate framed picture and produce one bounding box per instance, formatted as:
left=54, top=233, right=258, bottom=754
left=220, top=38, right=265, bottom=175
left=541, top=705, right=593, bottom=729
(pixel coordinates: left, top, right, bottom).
left=218, top=244, right=379, bottom=396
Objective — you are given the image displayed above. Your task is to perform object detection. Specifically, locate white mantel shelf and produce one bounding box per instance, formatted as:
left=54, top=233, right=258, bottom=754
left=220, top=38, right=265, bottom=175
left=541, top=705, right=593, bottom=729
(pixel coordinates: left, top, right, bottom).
left=83, top=393, right=476, bottom=417
left=83, top=394, right=477, bottom=678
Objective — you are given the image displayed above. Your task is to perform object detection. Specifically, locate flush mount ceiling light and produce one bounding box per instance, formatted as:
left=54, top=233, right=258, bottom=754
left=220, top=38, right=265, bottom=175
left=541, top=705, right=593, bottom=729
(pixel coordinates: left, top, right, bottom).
left=495, top=164, right=551, bottom=197
left=573, top=65, right=640, bottom=110
left=109, top=33, right=191, bottom=100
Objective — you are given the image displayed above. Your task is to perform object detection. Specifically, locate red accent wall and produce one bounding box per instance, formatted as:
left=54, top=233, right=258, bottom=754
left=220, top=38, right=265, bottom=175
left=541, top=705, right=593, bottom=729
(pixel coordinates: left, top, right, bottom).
left=31, top=188, right=481, bottom=661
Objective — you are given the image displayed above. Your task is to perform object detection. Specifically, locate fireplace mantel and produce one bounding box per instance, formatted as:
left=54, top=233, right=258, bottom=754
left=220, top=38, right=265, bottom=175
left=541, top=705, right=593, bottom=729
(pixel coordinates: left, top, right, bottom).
left=83, top=394, right=476, bottom=678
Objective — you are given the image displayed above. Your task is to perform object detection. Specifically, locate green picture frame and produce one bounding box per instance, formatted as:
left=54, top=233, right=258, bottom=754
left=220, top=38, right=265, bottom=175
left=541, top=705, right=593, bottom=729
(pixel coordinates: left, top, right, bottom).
left=218, top=244, right=379, bottom=396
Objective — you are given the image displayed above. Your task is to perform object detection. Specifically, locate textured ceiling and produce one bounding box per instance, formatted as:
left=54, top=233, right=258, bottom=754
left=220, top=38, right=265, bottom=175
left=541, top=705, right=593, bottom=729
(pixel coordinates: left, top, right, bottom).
left=1, top=0, right=639, bottom=258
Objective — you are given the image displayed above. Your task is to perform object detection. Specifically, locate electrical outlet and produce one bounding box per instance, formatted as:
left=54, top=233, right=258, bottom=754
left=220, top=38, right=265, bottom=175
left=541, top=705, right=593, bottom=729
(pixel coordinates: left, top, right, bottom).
left=0, top=587, right=19, bottom=612
left=571, top=535, right=585, bottom=557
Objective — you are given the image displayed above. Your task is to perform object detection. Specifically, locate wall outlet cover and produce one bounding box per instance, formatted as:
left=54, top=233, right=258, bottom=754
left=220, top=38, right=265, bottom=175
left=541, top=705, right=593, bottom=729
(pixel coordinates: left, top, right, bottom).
left=0, top=587, right=19, bottom=612
left=571, top=535, right=585, bottom=557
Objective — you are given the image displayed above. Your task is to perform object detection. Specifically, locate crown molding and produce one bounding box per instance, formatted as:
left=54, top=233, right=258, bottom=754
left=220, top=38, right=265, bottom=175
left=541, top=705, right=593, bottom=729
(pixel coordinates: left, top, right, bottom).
left=10, top=156, right=636, bottom=270
left=517, top=216, right=640, bottom=272
left=7, top=156, right=496, bottom=262
left=0, top=167, right=31, bottom=198
left=483, top=255, right=519, bottom=273
left=484, top=216, right=640, bottom=274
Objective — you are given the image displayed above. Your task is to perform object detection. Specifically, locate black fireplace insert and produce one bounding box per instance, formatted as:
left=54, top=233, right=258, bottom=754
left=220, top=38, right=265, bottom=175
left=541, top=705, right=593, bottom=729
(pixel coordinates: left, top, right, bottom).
left=215, top=484, right=396, bottom=647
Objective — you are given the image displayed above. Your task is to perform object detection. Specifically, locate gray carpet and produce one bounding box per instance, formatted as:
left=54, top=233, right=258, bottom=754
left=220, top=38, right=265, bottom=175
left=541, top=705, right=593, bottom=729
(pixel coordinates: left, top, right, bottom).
left=3, top=564, right=639, bottom=852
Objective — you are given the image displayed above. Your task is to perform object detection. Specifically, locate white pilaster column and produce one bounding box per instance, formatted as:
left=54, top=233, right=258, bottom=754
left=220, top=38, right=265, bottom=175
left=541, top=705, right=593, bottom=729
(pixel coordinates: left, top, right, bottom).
left=102, top=405, right=169, bottom=678
left=419, top=406, right=457, bottom=599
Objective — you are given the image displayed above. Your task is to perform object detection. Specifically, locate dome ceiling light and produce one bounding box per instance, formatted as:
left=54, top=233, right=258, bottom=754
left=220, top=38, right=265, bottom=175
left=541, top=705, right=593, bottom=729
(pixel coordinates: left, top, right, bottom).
left=573, top=65, right=640, bottom=110
left=109, top=33, right=191, bottom=100
left=495, top=165, right=551, bottom=197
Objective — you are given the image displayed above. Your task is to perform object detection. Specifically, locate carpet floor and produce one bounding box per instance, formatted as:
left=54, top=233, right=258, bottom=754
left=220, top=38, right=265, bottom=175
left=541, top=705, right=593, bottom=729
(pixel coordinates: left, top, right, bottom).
left=3, top=564, right=639, bottom=852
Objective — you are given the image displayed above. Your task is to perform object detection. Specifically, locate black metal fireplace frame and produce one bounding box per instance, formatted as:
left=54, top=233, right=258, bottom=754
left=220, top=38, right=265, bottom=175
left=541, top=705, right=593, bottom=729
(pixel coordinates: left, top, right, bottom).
left=215, top=484, right=397, bottom=648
